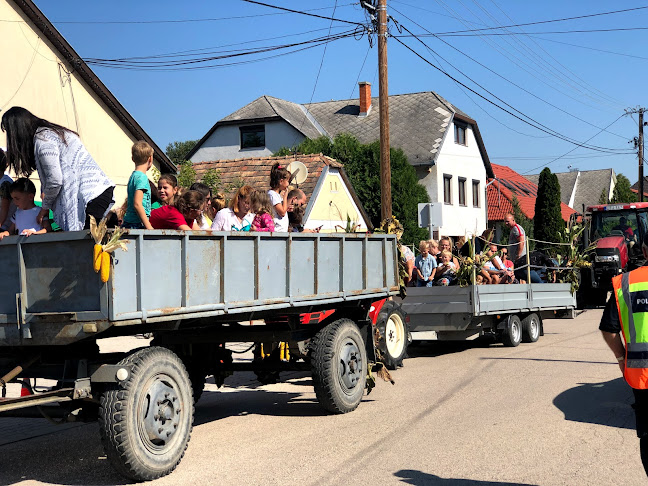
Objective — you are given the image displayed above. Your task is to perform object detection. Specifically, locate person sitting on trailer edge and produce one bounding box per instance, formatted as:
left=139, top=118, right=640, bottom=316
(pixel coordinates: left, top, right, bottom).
left=434, top=250, right=457, bottom=286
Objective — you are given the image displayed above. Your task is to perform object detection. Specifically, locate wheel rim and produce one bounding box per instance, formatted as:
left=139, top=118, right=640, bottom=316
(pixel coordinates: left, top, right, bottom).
left=529, top=316, right=539, bottom=339
left=385, top=313, right=405, bottom=358
left=338, top=338, right=364, bottom=394
left=511, top=320, right=521, bottom=343
left=138, top=373, right=184, bottom=454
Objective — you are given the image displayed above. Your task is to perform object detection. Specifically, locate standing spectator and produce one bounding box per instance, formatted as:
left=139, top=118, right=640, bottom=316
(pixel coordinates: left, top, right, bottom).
left=1, top=107, right=114, bottom=231
left=414, top=241, right=436, bottom=287
left=504, top=213, right=529, bottom=282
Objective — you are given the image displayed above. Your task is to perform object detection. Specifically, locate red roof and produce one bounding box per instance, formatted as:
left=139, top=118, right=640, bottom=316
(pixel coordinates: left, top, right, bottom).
left=487, top=164, right=576, bottom=222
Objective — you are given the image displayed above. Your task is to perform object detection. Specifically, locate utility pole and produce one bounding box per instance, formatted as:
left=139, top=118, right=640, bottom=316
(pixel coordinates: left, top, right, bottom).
left=377, top=0, right=392, bottom=220
left=639, top=108, right=644, bottom=202
left=625, top=107, right=646, bottom=202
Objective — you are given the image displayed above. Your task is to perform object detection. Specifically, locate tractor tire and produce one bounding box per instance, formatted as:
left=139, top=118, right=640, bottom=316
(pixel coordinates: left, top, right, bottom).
left=310, top=318, right=367, bottom=414
left=99, top=346, right=194, bottom=481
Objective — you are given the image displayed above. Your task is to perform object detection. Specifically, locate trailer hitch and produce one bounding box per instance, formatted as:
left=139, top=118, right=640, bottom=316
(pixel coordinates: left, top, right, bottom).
left=0, top=356, right=39, bottom=398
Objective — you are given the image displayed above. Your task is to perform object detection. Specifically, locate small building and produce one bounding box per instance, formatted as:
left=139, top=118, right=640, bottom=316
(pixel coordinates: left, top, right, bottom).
left=192, top=154, right=372, bottom=233
left=0, top=0, right=175, bottom=203
left=526, top=168, right=616, bottom=213
left=488, top=164, right=577, bottom=242
left=187, top=83, right=495, bottom=239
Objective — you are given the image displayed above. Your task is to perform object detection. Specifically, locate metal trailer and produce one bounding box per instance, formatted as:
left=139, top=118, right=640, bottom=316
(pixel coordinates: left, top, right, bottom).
left=0, top=230, right=399, bottom=481
left=397, top=283, right=576, bottom=346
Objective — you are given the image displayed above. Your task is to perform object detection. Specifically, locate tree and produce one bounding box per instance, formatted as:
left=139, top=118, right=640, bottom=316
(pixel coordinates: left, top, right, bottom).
left=611, top=173, right=638, bottom=203
left=201, top=169, right=221, bottom=194
left=275, top=134, right=429, bottom=245
left=166, top=140, right=198, bottom=166
left=177, top=161, right=196, bottom=188
left=533, top=167, right=564, bottom=246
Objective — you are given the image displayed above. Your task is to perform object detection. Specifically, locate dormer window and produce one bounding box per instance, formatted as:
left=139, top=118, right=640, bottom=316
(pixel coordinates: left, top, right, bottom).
left=454, top=121, right=467, bottom=146
left=240, top=125, right=265, bottom=149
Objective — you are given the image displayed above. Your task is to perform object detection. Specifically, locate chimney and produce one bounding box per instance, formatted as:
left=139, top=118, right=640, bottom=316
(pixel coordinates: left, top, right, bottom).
left=358, top=81, right=371, bottom=117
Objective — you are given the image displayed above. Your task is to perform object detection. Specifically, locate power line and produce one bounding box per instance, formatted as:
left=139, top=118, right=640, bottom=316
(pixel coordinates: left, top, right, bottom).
left=407, top=26, right=648, bottom=37
left=531, top=36, right=648, bottom=62
left=391, top=33, right=632, bottom=154
left=86, top=30, right=359, bottom=71
left=239, top=0, right=364, bottom=26
left=13, top=3, right=358, bottom=24
left=426, top=5, right=648, bottom=35
left=85, top=29, right=359, bottom=69
left=389, top=6, right=628, bottom=139
left=521, top=114, right=626, bottom=174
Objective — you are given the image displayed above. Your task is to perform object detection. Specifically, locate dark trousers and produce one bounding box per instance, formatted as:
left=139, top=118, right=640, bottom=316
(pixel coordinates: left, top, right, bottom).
left=83, top=186, right=114, bottom=230
left=633, top=388, right=648, bottom=476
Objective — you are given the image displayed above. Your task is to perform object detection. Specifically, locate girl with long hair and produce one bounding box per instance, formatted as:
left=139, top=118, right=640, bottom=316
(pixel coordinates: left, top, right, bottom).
left=211, top=185, right=255, bottom=231
left=149, top=190, right=204, bottom=230
left=268, top=163, right=290, bottom=232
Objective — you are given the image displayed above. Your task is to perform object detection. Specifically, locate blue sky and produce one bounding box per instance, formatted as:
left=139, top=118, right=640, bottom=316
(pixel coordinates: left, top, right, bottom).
left=33, top=0, right=648, bottom=182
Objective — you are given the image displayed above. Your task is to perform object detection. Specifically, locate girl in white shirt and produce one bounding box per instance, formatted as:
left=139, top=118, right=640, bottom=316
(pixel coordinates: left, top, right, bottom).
left=267, top=163, right=291, bottom=232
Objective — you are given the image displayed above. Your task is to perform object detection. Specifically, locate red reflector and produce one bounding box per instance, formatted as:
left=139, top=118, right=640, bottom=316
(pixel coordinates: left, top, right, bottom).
left=20, top=379, right=31, bottom=397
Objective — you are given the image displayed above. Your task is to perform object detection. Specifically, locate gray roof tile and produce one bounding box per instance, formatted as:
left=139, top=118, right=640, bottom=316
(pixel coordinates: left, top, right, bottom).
left=528, top=169, right=614, bottom=211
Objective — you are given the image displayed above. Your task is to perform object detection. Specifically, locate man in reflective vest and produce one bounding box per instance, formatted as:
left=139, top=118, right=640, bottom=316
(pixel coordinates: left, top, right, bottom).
left=600, top=232, right=648, bottom=475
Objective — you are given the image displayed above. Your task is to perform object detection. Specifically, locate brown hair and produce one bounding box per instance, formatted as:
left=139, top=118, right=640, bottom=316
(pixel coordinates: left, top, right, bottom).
left=174, top=190, right=205, bottom=216
left=251, top=189, right=273, bottom=215
left=212, top=192, right=226, bottom=212
left=270, top=162, right=290, bottom=189
left=229, top=185, right=255, bottom=211
left=132, top=141, right=153, bottom=165
left=158, top=173, right=179, bottom=205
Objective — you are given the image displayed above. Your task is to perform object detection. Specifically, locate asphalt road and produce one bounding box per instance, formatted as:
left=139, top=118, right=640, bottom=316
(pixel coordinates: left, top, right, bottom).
left=0, top=309, right=645, bottom=486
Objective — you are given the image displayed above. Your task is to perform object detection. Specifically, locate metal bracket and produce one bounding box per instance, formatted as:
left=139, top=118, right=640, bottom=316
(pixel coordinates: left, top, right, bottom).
left=90, top=364, right=132, bottom=383
left=73, top=377, right=92, bottom=399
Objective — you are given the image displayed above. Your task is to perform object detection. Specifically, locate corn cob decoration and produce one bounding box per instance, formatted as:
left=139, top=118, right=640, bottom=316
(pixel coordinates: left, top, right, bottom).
left=89, top=216, right=128, bottom=283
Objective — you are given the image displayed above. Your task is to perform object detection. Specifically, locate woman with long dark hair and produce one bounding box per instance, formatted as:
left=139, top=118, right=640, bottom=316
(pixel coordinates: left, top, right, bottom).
left=1, top=106, right=115, bottom=231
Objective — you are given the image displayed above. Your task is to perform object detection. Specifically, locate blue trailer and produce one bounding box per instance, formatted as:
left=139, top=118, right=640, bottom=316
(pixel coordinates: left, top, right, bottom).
left=0, top=230, right=400, bottom=481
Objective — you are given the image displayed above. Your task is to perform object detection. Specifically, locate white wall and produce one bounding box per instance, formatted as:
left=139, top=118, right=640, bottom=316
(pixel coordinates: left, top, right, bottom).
left=416, top=122, right=487, bottom=238
left=190, top=120, right=306, bottom=162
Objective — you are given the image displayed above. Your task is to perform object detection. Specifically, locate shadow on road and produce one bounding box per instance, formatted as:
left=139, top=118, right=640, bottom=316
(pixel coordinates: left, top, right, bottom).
left=195, top=386, right=369, bottom=425
left=0, top=423, right=128, bottom=486
left=407, top=339, right=494, bottom=359
left=553, top=377, right=635, bottom=430
left=394, top=469, right=537, bottom=485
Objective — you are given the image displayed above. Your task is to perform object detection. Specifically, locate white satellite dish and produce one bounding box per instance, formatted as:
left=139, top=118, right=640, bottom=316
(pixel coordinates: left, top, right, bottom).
left=287, top=160, right=308, bottom=185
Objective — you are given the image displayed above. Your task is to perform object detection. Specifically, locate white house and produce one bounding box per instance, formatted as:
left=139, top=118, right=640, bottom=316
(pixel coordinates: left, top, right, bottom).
left=188, top=83, right=495, bottom=239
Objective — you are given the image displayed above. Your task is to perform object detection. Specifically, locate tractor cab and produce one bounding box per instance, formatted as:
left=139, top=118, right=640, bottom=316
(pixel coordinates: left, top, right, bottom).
left=584, top=202, right=648, bottom=290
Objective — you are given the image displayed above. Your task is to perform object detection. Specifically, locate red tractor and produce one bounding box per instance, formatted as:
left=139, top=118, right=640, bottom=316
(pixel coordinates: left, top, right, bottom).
left=581, top=202, right=648, bottom=301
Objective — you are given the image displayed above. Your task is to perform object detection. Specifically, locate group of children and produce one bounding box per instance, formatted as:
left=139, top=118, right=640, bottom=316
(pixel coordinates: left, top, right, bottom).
left=122, top=144, right=306, bottom=234
left=411, top=236, right=518, bottom=287
left=413, top=239, right=458, bottom=287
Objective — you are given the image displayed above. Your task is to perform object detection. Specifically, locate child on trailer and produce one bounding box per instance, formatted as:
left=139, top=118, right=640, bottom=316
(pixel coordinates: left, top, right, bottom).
left=122, top=141, right=154, bottom=230
left=0, top=178, right=51, bottom=239
left=149, top=190, right=204, bottom=230
left=427, top=239, right=439, bottom=258
left=268, top=163, right=291, bottom=232
left=250, top=190, right=275, bottom=232
left=157, top=174, right=180, bottom=206
left=434, top=250, right=457, bottom=286
left=414, top=240, right=436, bottom=287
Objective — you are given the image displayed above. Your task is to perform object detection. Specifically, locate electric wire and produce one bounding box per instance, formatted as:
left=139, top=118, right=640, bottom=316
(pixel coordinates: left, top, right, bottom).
left=391, top=34, right=632, bottom=154
left=531, top=36, right=648, bottom=62
left=389, top=6, right=628, bottom=140
left=426, top=0, right=616, bottom=114
left=521, top=114, right=626, bottom=174
left=239, top=0, right=364, bottom=26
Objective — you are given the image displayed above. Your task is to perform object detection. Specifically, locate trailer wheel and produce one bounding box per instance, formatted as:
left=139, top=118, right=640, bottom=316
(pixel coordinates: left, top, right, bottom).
left=521, top=313, right=541, bottom=343
left=502, top=315, right=522, bottom=347
left=310, top=318, right=367, bottom=414
left=99, top=346, right=194, bottom=481
left=375, top=302, right=408, bottom=369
